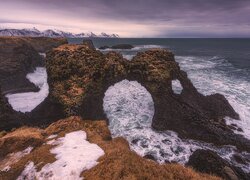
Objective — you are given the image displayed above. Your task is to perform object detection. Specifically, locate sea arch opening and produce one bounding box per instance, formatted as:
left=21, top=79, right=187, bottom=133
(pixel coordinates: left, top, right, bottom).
left=103, top=79, right=155, bottom=137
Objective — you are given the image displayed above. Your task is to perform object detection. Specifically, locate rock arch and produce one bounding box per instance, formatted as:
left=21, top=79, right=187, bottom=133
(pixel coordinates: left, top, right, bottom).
left=30, top=44, right=250, bottom=151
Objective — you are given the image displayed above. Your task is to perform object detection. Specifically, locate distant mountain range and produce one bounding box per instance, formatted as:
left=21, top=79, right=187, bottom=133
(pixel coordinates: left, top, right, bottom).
left=0, top=28, right=119, bottom=38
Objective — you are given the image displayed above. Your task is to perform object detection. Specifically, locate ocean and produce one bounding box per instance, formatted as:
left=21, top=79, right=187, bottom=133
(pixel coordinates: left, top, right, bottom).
left=74, top=38, right=250, bottom=171
left=7, top=38, right=250, bottom=172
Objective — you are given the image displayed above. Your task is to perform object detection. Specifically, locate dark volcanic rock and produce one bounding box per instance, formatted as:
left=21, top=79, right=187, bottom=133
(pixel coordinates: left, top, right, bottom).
left=0, top=37, right=67, bottom=94
left=99, top=45, right=110, bottom=50
left=39, top=44, right=250, bottom=152
left=111, top=44, right=134, bottom=49
left=0, top=87, right=26, bottom=131
left=21, top=37, right=68, bottom=53
left=187, top=149, right=250, bottom=180
left=0, top=37, right=43, bottom=94
left=99, top=44, right=134, bottom=50
left=82, top=39, right=95, bottom=50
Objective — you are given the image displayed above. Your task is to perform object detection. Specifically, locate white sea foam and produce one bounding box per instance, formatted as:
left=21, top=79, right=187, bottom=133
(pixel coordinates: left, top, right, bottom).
left=103, top=80, right=198, bottom=163
left=132, top=45, right=164, bottom=51
left=172, top=80, right=183, bottom=94
left=6, top=67, right=49, bottom=113
left=103, top=78, right=250, bottom=172
left=175, top=56, right=250, bottom=140
left=18, top=131, right=104, bottom=180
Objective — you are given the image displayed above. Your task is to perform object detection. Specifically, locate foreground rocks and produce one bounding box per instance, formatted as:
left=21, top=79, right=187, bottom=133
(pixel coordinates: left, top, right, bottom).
left=187, top=150, right=250, bottom=180
left=0, top=37, right=67, bottom=94
left=0, top=116, right=220, bottom=180
left=38, top=44, right=250, bottom=152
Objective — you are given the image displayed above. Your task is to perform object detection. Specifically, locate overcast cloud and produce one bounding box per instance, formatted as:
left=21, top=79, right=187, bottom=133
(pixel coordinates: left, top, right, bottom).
left=0, top=0, right=250, bottom=37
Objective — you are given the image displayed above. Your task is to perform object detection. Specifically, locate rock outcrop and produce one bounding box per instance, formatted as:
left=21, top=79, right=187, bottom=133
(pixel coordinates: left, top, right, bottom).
left=0, top=37, right=67, bottom=94
left=0, top=87, right=26, bottom=131
left=99, top=44, right=134, bottom=50
left=0, top=37, right=43, bottom=93
left=0, top=116, right=220, bottom=180
left=187, top=149, right=250, bottom=180
left=20, top=37, right=68, bottom=53
left=36, top=44, right=250, bottom=152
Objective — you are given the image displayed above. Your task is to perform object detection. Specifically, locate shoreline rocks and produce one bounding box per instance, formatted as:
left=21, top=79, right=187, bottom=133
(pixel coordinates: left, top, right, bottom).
left=99, top=44, right=134, bottom=50
left=39, top=44, right=250, bottom=152
left=0, top=37, right=67, bottom=94
left=187, top=149, right=250, bottom=180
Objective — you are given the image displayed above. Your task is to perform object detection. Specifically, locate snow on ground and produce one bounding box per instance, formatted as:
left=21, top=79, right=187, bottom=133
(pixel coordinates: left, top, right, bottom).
left=18, top=131, right=104, bottom=180
left=47, top=134, right=58, bottom=140
left=0, top=147, right=33, bottom=172
left=6, top=67, right=49, bottom=113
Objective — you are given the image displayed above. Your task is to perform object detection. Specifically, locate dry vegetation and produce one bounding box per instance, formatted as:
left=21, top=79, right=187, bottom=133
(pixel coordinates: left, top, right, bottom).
left=0, top=117, right=221, bottom=180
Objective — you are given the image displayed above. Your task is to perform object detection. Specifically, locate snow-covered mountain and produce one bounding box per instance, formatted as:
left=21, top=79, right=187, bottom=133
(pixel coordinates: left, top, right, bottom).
left=0, top=28, right=119, bottom=38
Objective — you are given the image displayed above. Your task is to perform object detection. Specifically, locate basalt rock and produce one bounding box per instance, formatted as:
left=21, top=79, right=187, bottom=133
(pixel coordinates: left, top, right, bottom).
left=187, top=149, right=250, bottom=180
left=0, top=87, right=26, bottom=131
left=99, top=44, right=134, bottom=50
left=20, top=37, right=68, bottom=53
left=38, top=44, right=250, bottom=152
left=82, top=39, right=95, bottom=50
left=0, top=37, right=67, bottom=94
left=0, top=37, right=43, bottom=94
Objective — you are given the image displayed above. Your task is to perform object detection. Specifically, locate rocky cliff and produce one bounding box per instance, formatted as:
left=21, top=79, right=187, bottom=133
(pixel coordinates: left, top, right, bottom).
left=0, top=37, right=67, bottom=94
left=35, top=43, right=250, bottom=152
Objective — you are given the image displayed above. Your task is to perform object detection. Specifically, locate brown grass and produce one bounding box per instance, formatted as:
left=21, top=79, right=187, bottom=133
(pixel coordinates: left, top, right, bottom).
left=0, top=117, right=221, bottom=180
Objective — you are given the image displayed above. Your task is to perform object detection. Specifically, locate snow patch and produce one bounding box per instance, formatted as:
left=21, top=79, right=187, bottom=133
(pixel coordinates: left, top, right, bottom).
left=18, top=131, right=104, bottom=180
left=0, top=147, right=33, bottom=172
left=6, top=67, right=49, bottom=113
left=47, top=134, right=58, bottom=140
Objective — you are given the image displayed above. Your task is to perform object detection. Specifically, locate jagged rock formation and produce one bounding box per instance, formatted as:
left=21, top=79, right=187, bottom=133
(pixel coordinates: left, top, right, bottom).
left=0, top=37, right=42, bottom=94
left=0, top=37, right=67, bottom=94
left=187, top=149, right=250, bottom=180
left=0, top=116, right=220, bottom=180
left=37, top=44, right=250, bottom=152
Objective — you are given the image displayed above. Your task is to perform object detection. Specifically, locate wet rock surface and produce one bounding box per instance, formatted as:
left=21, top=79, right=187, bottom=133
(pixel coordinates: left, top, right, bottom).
left=41, top=44, right=250, bottom=152
left=187, top=149, right=250, bottom=180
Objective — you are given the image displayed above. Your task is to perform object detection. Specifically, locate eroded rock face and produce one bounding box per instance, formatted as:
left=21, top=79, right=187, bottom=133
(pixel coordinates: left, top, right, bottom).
left=19, top=37, right=68, bottom=53
left=0, top=87, right=26, bottom=131
left=0, top=37, right=43, bottom=93
left=0, top=37, right=67, bottom=94
left=39, top=44, right=249, bottom=151
left=187, top=150, right=250, bottom=180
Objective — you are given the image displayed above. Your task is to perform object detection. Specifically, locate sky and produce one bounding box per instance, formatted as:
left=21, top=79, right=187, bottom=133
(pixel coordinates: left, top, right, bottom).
left=0, top=0, right=250, bottom=37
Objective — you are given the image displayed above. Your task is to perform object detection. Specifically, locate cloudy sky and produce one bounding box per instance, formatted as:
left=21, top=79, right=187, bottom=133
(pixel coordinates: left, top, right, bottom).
left=1, top=0, right=250, bottom=37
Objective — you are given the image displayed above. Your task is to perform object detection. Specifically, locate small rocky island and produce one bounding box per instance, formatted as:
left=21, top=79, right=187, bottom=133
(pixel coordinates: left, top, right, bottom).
left=0, top=37, right=249, bottom=180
